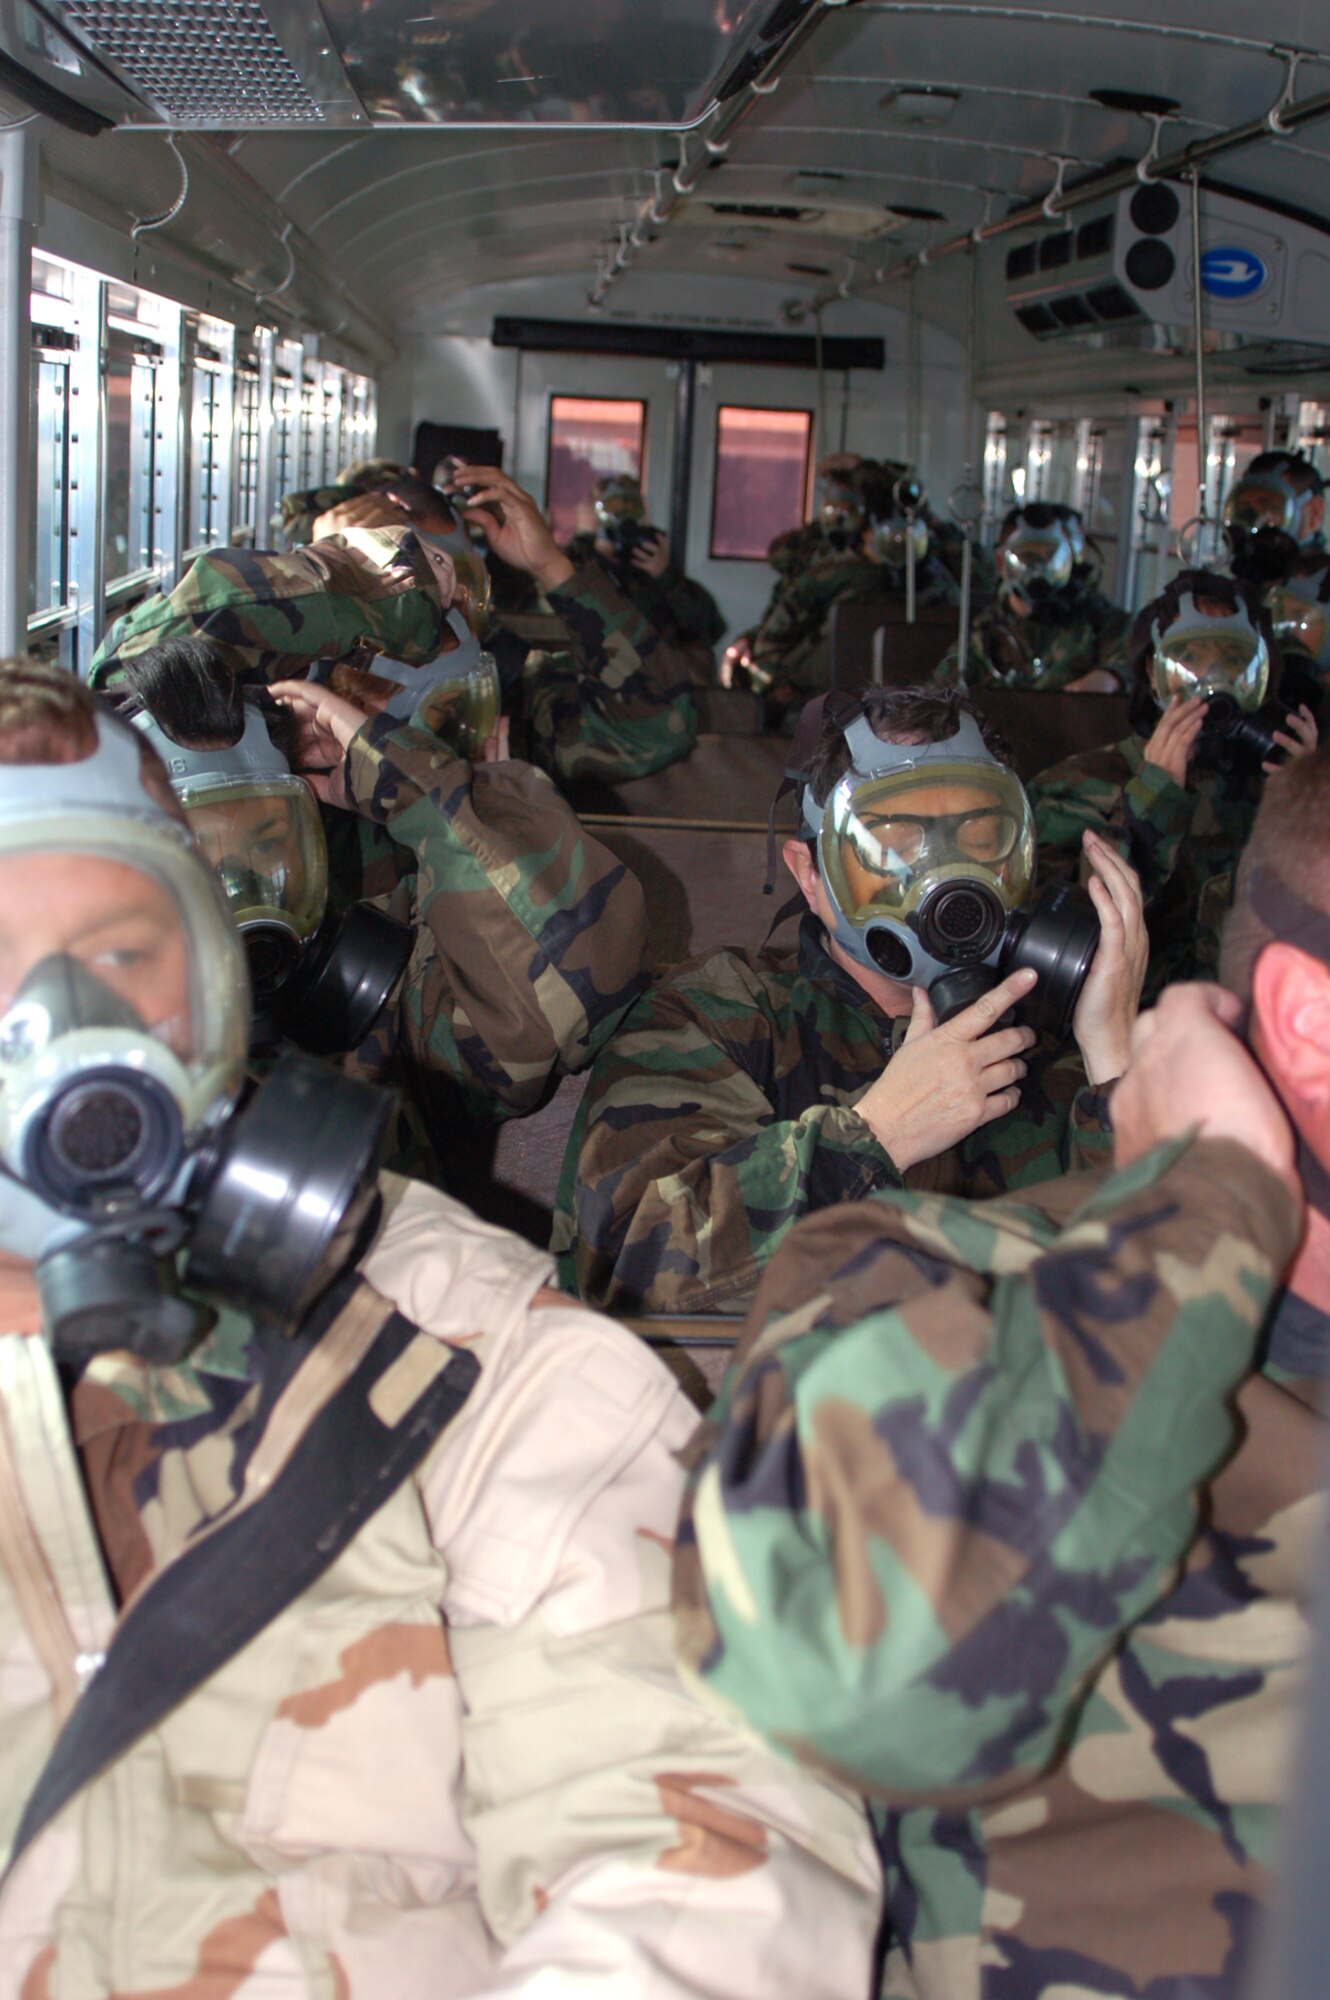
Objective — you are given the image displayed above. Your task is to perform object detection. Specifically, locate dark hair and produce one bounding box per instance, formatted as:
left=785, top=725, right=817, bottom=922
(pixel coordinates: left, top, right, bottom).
left=1220, top=743, right=1330, bottom=1001
left=1243, top=449, right=1325, bottom=500
left=997, top=500, right=1084, bottom=540
left=117, top=636, right=296, bottom=760
left=802, top=684, right=1010, bottom=807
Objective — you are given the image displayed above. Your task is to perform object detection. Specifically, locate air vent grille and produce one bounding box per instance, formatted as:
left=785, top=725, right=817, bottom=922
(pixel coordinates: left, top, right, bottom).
left=59, top=0, right=324, bottom=122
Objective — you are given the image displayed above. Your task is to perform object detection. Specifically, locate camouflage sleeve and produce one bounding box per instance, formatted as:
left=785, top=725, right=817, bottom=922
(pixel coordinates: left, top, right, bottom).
left=1092, top=602, right=1132, bottom=683
left=91, top=528, right=451, bottom=684
left=556, top=969, right=903, bottom=1313
left=1031, top=740, right=1197, bottom=901
left=521, top=562, right=699, bottom=784
left=343, top=713, right=649, bottom=1117
left=674, top=1134, right=1300, bottom=1802
left=959, top=1053, right=1114, bottom=1193
left=749, top=567, right=841, bottom=667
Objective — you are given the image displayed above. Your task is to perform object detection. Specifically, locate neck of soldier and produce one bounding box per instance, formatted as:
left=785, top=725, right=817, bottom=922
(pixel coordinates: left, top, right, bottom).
left=822, top=928, right=916, bottom=1017
left=0, top=1249, right=43, bottom=1334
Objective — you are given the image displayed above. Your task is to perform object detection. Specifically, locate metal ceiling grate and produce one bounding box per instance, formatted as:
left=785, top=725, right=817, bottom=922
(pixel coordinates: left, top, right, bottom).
left=59, top=0, right=324, bottom=122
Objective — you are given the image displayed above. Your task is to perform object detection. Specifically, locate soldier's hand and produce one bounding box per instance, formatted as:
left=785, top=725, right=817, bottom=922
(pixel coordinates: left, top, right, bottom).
left=1264, top=702, right=1319, bottom=774
left=853, top=966, right=1039, bottom=1171
left=481, top=714, right=511, bottom=763
left=1143, top=694, right=1205, bottom=787
left=632, top=531, right=671, bottom=578
left=1071, top=831, right=1148, bottom=1083
left=1112, top=984, right=1298, bottom=1194
left=447, top=464, right=575, bottom=595
left=720, top=631, right=756, bottom=688
left=269, top=677, right=366, bottom=808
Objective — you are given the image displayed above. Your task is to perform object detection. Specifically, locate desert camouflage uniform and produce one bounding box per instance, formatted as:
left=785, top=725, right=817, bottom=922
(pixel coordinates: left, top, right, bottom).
left=331, top=711, right=649, bottom=1151
left=552, top=913, right=1113, bottom=1313
left=564, top=533, right=726, bottom=679
left=674, top=1131, right=1310, bottom=2000
left=750, top=546, right=961, bottom=702
left=935, top=589, right=1130, bottom=690
left=92, top=538, right=698, bottom=788
left=1029, top=732, right=1255, bottom=999
left=0, top=1176, right=881, bottom=1997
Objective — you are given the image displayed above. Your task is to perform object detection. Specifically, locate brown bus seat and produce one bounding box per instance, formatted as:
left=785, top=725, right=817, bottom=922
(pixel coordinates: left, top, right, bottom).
left=829, top=598, right=961, bottom=691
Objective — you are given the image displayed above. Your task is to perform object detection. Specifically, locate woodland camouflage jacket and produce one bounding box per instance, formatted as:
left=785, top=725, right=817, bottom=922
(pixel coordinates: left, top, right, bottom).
left=1029, top=732, right=1258, bottom=999
left=552, top=914, right=1114, bottom=1314
left=328, top=711, right=649, bottom=1156
left=674, top=1134, right=1312, bottom=2000
left=91, top=534, right=699, bottom=789
left=0, top=1177, right=882, bottom=1997
left=935, top=590, right=1130, bottom=691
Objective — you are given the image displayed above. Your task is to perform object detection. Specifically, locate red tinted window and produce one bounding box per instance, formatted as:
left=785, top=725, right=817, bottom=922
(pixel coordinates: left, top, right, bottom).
left=546, top=395, right=646, bottom=545
left=711, top=406, right=813, bottom=561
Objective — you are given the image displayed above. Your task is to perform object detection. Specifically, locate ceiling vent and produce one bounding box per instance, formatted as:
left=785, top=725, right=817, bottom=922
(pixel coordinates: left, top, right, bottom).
left=1005, top=182, right=1330, bottom=350
left=691, top=198, right=899, bottom=241
left=55, top=0, right=324, bottom=122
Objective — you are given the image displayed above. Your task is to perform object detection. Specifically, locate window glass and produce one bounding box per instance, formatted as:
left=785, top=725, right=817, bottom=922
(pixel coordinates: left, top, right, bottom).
left=546, top=395, right=645, bottom=546
left=273, top=366, right=299, bottom=519
left=710, top=406, right=812, bottom=561
left=185, top=361, right=225, bottom=551
left=233, top=363, right=261, bottom=541
left=104, top=332, right=158, bottom=584
left=28, top=350, right=69, bottom=617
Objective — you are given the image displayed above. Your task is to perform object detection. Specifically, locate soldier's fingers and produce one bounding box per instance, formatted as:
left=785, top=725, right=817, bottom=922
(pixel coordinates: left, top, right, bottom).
left=947, top=965, right=1037, bottom=1040
left=903, top=985, right=936, bottom=1042
left=973, top=1023, right=1036, bottom=1067
left=981, top=1057, right=1028, bottom=1092
left=1082, top=830, right=1141, bottom=905
left=977, top=1086, right=1023, bottom=1124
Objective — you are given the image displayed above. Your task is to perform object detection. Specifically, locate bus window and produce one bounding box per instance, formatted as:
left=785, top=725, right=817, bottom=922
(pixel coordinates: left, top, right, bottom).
left=232, top=357, right=261, bottom=546
left=29, top=334, right=71, bottom=620
left=103, top=329, right=160, bottom=587
left=546, top=395, right=645, bottom=545
left=182, top=316, right=235, bottom=558
left=709, top=405, right=811, bottom=561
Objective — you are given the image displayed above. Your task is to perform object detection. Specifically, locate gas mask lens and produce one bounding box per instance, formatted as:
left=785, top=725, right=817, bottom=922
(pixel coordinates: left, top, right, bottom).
left=1151, top=619, right=1269, bottom=712
left=1000, top=527, right=1075, bottom=596
left=1223, top=479, right=1298, bottom=540
left=180, top=776, right=328, bottom=992
left=870, top=514, right=930, bottom=569
left=414, top=649, right=502, bottom=757
left=0, top=831, right=248, bottom=1219
left=1269, top=580, right=1330, bottom=669
left=823, top=762, right=1035, bottom=939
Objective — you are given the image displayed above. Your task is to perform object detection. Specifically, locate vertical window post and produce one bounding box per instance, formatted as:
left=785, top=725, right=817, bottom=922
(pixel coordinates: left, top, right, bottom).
left=0, top=123, right=36, bottom=654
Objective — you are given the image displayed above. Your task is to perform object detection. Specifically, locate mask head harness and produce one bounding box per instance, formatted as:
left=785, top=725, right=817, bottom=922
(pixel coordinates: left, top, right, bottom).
left=0, top=704, right=394, bottom=1364
left=798, top=706, right=1099, bottom=1038
left=128, top=699, right=411, bottom=1057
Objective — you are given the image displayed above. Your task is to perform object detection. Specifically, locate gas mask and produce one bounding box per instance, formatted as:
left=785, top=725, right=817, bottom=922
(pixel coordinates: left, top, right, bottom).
left=1223, top=463, right=1322, bottom=564
left=1148, top=587, right=1285, bottom=769
left=0, top=711, right=392, bottom=1362
left=337, top=605, right=503, bottom=757
left=1268, top=562, right=1330, bottom=674
left=817, top=480, right=864, bottom=551
left=593, top=480, right=664, bottom=563
left=130, top=703, right=412, bottom=1057
left=803, top=713, right=1100, bottom=1037
left=997, top=509, right=1088, bottom=605
left=868, top=509, right=931, bottom=571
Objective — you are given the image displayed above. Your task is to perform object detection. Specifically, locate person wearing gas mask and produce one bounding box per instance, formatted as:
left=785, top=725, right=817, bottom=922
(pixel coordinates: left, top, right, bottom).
left=552, top=684, right=1146, bottom=1315
left=0, top=658, right=883, bottom=1999
left=110, top=637, right=650, bottom=1183
left=738, top=459, right=958, bottom=725
left=565, top=474, right=726, bottom=679
left=936, top=500, right=1129, bottom=692
left=1030, top=569, right=1320, bottom=1002
left=720, top=456, right=864, bottom=691
left=96, top=493, right=700, bottom=789
left=1265, top=547, right=1330, bottom=684
left=1223, top=447, right=1326, bottom=586
left=674, top=751, right=1330, bottom=2000
left=392, top=460, right=704, bottom=784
